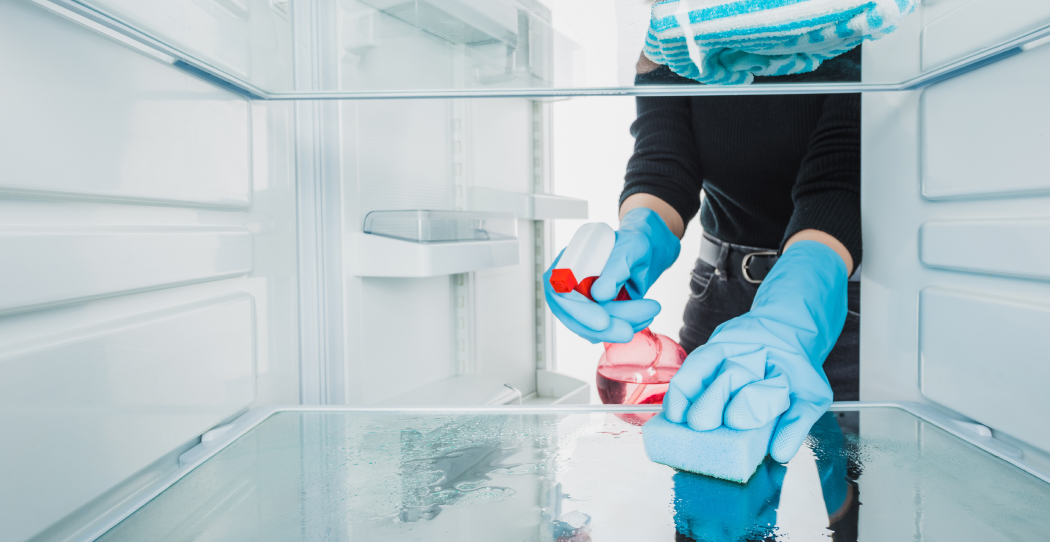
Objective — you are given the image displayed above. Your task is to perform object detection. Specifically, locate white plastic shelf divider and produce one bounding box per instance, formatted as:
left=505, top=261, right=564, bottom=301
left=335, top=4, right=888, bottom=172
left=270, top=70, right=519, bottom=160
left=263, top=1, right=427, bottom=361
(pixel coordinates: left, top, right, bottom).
left=522, top=370, right=590, bottom=405
left=376, top=371, right=589, bottom=407
left=350, top=232, right=519, bottom=278
left=375, top=371, right=589, bottom=407
left=469, top=187, right=588, bottom=220
left=377, top=374, right=524, bottom=406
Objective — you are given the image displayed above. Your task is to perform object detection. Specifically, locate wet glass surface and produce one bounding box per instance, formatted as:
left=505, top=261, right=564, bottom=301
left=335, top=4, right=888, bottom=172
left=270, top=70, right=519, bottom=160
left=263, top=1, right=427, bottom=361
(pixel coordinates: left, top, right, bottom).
left=99, top=406, right=1050, bottom=541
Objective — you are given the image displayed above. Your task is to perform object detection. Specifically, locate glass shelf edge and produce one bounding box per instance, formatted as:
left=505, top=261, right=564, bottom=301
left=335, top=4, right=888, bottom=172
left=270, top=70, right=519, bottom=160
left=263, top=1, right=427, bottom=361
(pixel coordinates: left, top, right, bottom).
left=257, top=21, right=1048, bottom=101
left=262, top=83, right=898, bottom=100
left=863, top=401, right=1050, bottom=485
left=73, top=400, right=1049, bottom=542
left=41, top=1, right=1050, bottom=102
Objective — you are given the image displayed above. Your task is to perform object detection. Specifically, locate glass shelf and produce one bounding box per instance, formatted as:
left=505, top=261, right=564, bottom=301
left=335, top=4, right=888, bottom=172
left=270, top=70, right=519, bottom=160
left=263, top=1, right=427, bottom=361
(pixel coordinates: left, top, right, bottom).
left=96, top=405, right=1050, bottom=541
left=48, top=0, right=1050, bottom=99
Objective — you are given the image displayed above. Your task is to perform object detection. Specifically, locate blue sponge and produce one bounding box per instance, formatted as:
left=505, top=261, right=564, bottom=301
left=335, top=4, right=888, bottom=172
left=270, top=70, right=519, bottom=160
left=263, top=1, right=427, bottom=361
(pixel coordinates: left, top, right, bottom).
left=642, top=414, right=777, bottom=484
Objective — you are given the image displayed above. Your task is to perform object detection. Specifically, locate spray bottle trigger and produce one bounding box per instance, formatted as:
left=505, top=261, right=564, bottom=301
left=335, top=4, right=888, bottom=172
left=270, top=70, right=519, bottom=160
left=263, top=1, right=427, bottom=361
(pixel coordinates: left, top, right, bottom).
left=551, top=272, right=631, bottom=303
left=579, top=279, right=631, bottom=303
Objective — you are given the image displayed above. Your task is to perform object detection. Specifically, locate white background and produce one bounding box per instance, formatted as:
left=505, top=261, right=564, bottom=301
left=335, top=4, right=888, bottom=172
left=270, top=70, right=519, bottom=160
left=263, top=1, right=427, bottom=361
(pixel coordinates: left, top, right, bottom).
left=546, top=0, right=704, bottom=402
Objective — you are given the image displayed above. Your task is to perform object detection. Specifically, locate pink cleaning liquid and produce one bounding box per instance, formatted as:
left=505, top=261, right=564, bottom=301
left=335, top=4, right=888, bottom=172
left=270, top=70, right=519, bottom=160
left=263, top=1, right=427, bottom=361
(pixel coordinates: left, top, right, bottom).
left=596, top=328, right=687, bottom=425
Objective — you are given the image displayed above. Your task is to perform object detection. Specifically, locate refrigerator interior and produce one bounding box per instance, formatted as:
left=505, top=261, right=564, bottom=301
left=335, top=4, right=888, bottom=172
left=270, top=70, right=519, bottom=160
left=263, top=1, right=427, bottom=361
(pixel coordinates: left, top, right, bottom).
left=2, top=0, right=1050, bottom=540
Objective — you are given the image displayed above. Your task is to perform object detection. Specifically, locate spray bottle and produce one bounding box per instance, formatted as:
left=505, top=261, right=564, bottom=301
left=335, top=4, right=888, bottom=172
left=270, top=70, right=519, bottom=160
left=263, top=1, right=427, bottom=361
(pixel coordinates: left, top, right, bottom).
left=550, top=223, right=686, bottom=421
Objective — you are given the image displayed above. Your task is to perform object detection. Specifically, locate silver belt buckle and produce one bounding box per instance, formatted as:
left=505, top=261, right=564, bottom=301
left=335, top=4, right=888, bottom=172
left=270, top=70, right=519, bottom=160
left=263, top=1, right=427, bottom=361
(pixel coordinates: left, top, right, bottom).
left=741, top=251, right=778, bottom=284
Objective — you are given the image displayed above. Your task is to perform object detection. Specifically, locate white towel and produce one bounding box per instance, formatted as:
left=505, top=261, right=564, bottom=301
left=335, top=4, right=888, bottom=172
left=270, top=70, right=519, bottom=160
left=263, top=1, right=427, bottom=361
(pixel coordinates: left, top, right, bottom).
left=644, top=0, right=917, bottom=85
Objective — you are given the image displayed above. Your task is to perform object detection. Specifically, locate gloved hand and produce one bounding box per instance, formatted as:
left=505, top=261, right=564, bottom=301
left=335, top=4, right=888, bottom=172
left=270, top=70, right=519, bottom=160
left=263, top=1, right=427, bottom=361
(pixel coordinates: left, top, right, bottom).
left=543, top=207, right=681, bottom=344
left=672, top=459, right=786, bottom=541
left=672, top=412, right=851, bottom=541
left=809, top=412, right=851, bottom=520
left=663, top=240, right=848, bottom=463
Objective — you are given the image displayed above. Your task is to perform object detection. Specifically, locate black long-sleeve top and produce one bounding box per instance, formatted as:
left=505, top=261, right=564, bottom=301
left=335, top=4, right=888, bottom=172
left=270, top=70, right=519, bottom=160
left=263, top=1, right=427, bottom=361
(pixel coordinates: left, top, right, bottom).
left=620, top=54, right=863, bottom=268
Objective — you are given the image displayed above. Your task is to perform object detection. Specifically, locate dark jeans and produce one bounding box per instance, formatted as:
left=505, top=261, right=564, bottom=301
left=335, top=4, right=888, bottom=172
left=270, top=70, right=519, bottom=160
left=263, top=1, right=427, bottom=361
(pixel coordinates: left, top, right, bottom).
left=678, top=250, right=861, bottom=402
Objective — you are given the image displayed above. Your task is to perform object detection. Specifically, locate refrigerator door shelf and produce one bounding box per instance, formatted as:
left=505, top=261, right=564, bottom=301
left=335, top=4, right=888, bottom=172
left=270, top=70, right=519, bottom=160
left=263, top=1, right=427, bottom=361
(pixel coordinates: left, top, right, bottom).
left=85, top=402, right=1050, bottom=542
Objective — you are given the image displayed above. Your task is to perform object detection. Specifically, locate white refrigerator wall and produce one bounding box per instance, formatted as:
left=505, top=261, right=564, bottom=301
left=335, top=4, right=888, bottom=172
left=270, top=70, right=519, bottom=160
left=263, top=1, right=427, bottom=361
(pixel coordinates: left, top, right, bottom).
left=296, top=0, right=554, bottom=407
left=6, top=0, right=1050, bottom=539
left=861, top=0, right=1050, bottom=474
left=1, top=1, right=554, bottom=539
left=0, top=2, right=299, bottom=541
left=82, top=0, right=295, bottom=93
left=338, top=97, right=540, bottom=405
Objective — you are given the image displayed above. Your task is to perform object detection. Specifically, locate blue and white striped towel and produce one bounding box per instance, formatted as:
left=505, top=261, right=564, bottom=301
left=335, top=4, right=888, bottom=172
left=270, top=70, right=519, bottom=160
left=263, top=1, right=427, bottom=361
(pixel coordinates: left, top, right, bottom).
left=644, top=0, right=917, bottom=85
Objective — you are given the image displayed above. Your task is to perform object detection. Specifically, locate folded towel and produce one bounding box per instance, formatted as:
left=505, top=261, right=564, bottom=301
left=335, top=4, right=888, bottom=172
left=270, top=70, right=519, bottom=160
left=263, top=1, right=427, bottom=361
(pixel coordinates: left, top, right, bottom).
left=642, top=413, right=776, bottom=484
left=644, top=0, right=918, bottom=84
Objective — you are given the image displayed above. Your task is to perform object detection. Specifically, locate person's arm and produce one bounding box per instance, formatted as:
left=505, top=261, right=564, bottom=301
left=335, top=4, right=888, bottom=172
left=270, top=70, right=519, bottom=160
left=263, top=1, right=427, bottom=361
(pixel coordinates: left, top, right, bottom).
left=620, top=193, right=685, bottom=239
left=780, top=93, right=862, bottom=275
left=785, top=229, right=853, bottom=276
left=541, top=60, right=701, bottom=343
left=619, top=60, right=705, bottom=239
left=662, top=94, right=861, bottom=465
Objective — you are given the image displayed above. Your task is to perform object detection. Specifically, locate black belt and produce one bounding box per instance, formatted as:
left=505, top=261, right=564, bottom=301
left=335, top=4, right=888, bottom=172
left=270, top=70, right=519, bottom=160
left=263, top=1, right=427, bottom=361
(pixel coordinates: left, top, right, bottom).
left=698, top=233, right=779, bottom=284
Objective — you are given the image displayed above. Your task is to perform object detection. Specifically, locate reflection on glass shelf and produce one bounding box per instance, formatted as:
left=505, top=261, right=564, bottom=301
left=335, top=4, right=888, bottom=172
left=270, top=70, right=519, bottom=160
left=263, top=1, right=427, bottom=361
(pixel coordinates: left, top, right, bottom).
left=56, top=0, right=1050, bottom=97
left=97, top=406, right=1050, bottom=541
left=363, top=210, right=517, bottom=243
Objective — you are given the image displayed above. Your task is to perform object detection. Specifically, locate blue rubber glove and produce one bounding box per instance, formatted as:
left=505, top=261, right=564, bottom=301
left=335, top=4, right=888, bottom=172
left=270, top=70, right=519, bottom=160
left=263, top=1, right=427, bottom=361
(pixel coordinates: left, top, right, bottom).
left=663, top=240, right=848, bottom=463
left=543, top=207, right=681, bottom=344
left=810, top=412, right=850, bottom=519
left=672, top=459, right=786, bottom=541
left=672, top=412, right=850, bottom=540
left=590, top=207, right=682, bottom=303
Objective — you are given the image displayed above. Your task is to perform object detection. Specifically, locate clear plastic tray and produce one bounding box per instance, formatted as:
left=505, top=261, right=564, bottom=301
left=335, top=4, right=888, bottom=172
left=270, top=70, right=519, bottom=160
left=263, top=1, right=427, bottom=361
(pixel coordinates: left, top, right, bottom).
left=363, top=210, right=517, bottom=243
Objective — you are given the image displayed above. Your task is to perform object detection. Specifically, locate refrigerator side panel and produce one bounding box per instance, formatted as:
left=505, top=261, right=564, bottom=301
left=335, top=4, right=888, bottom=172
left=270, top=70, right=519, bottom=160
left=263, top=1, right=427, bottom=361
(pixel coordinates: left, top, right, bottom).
left=0, top=2, right=299, bottom=541
left=862, top=30, right=1050, bottom=466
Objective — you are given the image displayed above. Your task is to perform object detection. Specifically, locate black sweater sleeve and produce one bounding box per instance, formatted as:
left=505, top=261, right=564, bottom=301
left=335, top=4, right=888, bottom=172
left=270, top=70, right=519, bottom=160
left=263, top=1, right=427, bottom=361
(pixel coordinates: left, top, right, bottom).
left=781, top=93, right=863, bottom=269
left=620, top=95, right=706, bottom=225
